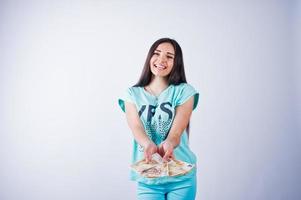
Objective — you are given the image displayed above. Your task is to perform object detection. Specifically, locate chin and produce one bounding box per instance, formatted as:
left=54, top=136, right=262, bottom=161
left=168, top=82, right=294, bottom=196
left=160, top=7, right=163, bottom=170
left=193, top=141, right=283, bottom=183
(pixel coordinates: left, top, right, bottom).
left=151, top=69, right=171, bottom=77
left=151, top=70, right=165, bottom=76
left=153, top=73, right=170, bottom=78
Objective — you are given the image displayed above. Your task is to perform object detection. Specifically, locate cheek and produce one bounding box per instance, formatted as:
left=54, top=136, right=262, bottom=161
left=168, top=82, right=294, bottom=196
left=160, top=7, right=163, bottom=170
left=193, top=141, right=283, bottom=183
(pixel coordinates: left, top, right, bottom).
left=150, top=57, right=156, bottom=65
left=169, top=60, right=174, bottom=68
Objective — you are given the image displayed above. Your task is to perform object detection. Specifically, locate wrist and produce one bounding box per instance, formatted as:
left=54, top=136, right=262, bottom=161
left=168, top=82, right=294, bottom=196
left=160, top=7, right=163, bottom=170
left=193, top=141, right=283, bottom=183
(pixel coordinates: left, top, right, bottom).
left=142, top=140, right=155, bottom=149
left=165, top=136, right=180, bottom=148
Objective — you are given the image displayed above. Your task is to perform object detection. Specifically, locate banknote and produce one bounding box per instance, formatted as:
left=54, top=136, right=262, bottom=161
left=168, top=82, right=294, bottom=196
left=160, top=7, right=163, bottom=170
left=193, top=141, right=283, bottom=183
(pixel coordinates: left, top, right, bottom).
left=131, top=153, right=194, bottom=178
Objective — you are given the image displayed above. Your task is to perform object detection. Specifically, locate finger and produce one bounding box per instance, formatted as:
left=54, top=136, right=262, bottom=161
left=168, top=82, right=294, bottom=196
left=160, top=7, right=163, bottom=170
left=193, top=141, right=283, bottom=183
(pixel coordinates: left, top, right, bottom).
left=153, top=146, right=159, bottom=154
left=157, top=145, right=163, bottom=157
left=146, top=156, right=151, bottom=163
left=158, top=148, right=164, bottom=157
left=144, top=152, right=150, bottom=163
left=163, top=150, right=173, bottom=162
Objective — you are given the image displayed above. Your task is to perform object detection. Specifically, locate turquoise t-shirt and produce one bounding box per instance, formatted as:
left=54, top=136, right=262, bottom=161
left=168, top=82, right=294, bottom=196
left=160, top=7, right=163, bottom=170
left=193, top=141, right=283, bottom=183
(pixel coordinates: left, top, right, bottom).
left=118, top=83, right=199, bottom=185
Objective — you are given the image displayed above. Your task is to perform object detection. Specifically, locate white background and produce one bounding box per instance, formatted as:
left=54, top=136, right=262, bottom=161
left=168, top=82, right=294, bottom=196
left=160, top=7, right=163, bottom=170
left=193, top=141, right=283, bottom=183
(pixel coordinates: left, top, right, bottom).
left=1, top=0, right=300, bottom=199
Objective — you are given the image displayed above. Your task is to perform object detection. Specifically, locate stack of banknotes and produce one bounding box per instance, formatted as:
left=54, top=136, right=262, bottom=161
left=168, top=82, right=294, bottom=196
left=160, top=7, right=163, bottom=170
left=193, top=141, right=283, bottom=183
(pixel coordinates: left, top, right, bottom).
left=131, top=153, right=194, bottom=178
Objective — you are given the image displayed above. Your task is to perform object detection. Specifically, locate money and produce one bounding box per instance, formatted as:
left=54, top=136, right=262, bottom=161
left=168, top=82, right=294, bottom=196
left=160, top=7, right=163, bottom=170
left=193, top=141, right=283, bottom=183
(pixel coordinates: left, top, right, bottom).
left=131, top=153, right=194, bottom=178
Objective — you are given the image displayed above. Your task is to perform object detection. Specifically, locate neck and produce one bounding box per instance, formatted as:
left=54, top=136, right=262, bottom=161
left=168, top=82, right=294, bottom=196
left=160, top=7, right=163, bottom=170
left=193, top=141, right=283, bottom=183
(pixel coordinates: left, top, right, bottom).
left=147, top=76, right=169, bottom=94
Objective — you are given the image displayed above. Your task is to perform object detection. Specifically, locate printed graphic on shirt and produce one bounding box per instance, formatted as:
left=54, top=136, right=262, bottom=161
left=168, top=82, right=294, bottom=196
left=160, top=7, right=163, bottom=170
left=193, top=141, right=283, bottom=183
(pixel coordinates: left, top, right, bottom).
left=138, top=102, right=174, bottom=150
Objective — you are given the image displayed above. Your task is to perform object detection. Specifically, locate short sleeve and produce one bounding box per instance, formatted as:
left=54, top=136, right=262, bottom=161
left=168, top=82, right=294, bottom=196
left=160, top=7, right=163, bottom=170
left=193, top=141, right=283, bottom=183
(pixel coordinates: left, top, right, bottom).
left=175, top=84, right=199, bottom=110
left=118, top=88, right=135, bottom=112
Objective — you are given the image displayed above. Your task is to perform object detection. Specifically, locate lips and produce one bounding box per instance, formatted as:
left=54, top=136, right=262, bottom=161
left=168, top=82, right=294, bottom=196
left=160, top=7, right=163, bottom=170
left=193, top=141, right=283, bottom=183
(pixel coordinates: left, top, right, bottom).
left=155, top=64, right=167, bottom=70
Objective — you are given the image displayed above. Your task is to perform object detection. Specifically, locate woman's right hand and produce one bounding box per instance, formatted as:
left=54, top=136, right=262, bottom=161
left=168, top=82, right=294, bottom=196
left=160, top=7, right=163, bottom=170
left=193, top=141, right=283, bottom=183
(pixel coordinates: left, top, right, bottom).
left=143, top=141, right=158, bottom=163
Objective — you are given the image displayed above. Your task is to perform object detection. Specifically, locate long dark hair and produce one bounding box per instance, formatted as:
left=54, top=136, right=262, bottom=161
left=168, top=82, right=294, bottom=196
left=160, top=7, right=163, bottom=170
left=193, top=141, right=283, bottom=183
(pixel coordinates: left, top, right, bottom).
left=134, top=38, right=192, bottom=137
left=134, top=38, right=187, bottom=87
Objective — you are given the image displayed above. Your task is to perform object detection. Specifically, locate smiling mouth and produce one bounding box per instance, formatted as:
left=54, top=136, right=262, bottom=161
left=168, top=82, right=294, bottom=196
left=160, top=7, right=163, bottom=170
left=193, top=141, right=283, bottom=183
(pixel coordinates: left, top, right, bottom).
left=155, top=64, right=167, bottom=70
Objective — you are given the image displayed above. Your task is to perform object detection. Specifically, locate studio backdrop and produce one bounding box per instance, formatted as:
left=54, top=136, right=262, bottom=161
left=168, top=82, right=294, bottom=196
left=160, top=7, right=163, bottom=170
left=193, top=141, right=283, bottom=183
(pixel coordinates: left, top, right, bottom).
left=0, top=1, right=300, bottom=200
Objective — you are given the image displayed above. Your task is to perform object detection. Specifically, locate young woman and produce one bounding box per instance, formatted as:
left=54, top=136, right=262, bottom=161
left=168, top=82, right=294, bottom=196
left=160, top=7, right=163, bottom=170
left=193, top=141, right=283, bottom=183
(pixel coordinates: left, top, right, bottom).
left=118, top=38, right=199, bottom=200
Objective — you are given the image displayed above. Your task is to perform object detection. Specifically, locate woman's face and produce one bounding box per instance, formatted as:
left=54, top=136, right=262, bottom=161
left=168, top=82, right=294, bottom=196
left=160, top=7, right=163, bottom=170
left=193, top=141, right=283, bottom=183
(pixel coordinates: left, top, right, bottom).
left=150, top=42, right=175, bottom=78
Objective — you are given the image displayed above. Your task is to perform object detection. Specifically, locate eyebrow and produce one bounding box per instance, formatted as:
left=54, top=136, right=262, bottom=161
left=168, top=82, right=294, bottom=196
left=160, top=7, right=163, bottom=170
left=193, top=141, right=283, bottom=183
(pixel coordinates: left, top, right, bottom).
left=154, top=49, right=175, bottom=56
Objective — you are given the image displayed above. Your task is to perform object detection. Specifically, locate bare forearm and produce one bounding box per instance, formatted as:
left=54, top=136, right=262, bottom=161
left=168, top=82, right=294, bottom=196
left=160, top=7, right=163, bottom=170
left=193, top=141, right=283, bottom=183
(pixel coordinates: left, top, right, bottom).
left=165, top=121, right=187, bottom=147
left=125, top=102, right=154, bottom=148
left=129, top=124, right=153, bottom=148
left=134, top=132, right=151, bottom=148
left=165, top=97, right=194, bottom=148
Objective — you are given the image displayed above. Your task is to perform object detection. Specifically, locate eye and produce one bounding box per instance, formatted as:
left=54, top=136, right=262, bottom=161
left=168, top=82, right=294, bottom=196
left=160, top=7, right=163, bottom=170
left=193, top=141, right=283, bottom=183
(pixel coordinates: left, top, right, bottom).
left=167, top=56, right=174, bottom=59
left=153, top=52, right=160, bottom=56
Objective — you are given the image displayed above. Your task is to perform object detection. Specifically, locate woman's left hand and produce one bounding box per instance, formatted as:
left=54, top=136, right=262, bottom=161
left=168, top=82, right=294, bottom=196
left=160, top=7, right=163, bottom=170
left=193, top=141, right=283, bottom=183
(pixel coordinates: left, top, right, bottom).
left=158, top=140, right=175, bottom=162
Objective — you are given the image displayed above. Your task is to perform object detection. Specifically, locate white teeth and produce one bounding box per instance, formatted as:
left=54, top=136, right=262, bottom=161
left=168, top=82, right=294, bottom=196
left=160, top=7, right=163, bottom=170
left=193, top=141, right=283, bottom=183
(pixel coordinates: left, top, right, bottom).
left=155, top=64, right=167, bottom=69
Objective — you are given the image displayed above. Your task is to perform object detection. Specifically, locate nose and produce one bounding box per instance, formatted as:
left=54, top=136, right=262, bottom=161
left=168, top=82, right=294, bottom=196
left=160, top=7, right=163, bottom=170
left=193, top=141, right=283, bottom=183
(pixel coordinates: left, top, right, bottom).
left=158, top=54, right=167, bottom=63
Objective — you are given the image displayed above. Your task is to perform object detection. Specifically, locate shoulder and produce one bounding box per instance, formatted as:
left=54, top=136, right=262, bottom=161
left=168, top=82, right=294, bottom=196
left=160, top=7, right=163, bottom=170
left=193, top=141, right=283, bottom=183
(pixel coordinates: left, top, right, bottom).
left=172, top=83, right=197, bottom=93
left=118, top=86, right=143, bottom=112
left=127, top=86, right=143, bottom=96
left=171, top=83, right=199, bottom=110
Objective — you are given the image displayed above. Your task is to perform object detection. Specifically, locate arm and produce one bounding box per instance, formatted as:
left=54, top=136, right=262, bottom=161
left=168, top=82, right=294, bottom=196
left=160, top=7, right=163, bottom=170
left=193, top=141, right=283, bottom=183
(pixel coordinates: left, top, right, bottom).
left=124, top=101, right=157, bottom=162
left=159, top=96, right=194, bottom=161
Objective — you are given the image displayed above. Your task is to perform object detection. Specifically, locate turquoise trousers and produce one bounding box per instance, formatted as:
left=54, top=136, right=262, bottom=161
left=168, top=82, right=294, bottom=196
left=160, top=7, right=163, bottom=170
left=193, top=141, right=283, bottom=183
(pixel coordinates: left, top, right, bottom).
left=137, top=176, right=196, bottom=200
